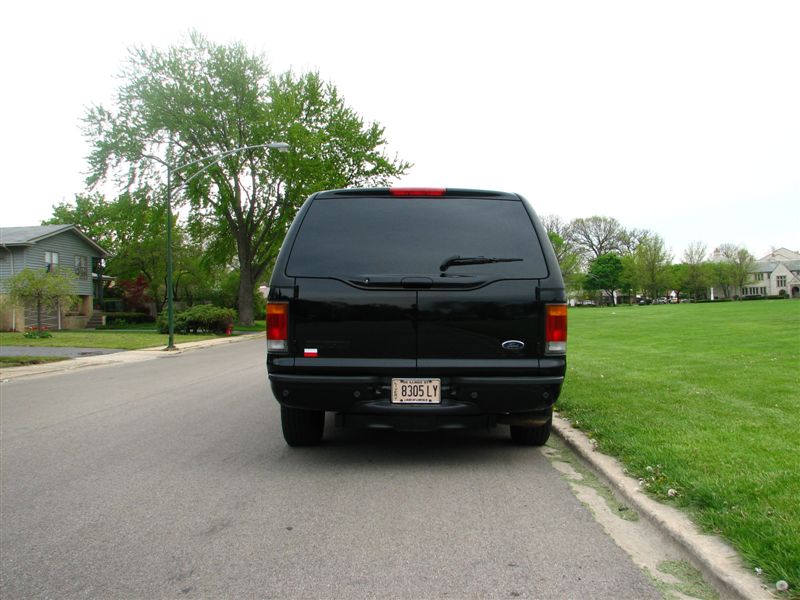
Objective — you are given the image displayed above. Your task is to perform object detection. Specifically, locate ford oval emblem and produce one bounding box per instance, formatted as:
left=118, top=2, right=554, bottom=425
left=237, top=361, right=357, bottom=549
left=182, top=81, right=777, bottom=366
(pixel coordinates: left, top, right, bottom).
left=502, top=340, right=525, bottom=351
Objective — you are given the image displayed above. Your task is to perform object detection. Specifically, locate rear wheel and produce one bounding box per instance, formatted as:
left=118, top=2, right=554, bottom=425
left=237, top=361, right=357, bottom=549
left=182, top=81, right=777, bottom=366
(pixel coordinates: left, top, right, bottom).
left=281, top=406, right=325, bottom=446
left=509, top=417, right=552, bottom=446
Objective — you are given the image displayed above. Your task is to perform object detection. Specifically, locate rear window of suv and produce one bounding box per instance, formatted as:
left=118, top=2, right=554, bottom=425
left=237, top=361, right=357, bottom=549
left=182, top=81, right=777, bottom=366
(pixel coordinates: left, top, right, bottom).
left=286, top=196, right=548, bottom=278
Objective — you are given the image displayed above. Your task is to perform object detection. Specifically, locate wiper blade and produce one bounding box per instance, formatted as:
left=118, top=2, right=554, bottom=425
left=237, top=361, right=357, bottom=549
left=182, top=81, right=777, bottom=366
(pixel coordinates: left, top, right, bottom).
left=439, top=255, right=523, bottom=272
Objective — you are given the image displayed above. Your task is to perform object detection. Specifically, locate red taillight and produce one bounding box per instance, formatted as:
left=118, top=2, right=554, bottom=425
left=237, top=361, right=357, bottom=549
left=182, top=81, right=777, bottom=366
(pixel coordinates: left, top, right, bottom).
left=389, top=187, right=446, bottom=197
left=545, top=304, right=567, bottom=354
left=266, top=302, right=288, bottom=352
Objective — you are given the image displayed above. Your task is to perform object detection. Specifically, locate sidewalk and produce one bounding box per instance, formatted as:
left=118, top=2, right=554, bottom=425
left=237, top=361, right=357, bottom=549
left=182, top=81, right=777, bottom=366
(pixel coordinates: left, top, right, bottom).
left=0, top=346, right=126, bottom=358
left=0, top=333, right=263, bottom=381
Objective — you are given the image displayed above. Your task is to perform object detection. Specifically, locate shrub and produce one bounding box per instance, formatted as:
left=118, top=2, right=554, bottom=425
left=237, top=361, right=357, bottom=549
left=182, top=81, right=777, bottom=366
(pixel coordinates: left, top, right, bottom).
left=24, top=326, right=53, bottom=339
left=157, top=305, right=236, bottom=334
left=102, top=299, right=126, bottom=313
left=105, top=312, right=154, bottom=325
left=253, top=291, right=267, bottom=320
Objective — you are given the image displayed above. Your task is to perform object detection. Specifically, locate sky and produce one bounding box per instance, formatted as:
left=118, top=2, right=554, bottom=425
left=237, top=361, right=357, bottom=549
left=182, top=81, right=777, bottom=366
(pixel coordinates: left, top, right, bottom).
left=2, top=0, right=798, bottom=261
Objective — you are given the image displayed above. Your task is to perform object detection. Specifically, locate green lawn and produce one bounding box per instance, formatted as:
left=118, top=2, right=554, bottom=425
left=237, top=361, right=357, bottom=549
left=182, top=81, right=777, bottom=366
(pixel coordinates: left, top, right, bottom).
left=0, top=330, right=222, bottom=350
left=233, top=320, right=266, bottom=332
left=0, top=356, right=70, bottom=368
left=557, top=301, right=799, bottom=595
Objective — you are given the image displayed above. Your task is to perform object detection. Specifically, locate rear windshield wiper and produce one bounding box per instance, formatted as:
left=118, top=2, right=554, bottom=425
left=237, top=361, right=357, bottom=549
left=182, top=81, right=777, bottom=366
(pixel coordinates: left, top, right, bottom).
left=439, top=255, right=523, bottom=272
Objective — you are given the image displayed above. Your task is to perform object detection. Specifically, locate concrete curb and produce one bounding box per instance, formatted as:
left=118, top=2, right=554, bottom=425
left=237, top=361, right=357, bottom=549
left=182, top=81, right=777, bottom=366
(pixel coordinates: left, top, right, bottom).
left=0, top=333, right=263, bottom=381
left=552, top=414, right=772, bottom=600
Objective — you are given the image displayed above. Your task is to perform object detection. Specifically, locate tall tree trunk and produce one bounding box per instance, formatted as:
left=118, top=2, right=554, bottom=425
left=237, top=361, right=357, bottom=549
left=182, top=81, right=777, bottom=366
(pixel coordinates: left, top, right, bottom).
left=96, top=259, right=105, bottom=309
left=36, top=296, right=43, bottom=332
left=238, top=270, right=255, bottom=326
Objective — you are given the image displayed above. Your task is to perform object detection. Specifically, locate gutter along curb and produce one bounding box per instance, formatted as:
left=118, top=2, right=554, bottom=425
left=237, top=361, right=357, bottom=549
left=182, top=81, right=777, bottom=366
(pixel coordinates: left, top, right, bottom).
left=552, top=414, right=771, bottom=600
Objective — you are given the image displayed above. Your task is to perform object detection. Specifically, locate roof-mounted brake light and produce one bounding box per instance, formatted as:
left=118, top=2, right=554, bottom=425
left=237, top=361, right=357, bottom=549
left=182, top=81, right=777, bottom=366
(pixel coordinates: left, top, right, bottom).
left=389, top=187, right=446, bottom=197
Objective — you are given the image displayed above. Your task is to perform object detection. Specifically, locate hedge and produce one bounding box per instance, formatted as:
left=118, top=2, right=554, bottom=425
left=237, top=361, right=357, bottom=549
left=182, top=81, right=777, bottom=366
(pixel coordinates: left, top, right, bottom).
left=105, top=312, right=155, bottom=325
left=157, top=305, right=236, bottom=334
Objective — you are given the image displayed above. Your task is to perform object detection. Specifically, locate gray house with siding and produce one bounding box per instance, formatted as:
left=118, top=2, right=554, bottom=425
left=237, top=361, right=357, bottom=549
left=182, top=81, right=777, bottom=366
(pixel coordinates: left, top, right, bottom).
left=0, top=225, right=108, bottom=331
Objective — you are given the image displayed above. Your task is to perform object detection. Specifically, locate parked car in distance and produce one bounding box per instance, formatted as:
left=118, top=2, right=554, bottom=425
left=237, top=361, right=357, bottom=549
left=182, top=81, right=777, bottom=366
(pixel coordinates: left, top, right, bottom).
left=266, top=188, right=567, bottom=447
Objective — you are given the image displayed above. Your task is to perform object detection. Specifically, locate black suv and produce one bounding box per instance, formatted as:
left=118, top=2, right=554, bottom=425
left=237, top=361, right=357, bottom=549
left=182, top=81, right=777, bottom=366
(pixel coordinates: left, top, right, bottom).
left=267, top=188, right=567, bottom=446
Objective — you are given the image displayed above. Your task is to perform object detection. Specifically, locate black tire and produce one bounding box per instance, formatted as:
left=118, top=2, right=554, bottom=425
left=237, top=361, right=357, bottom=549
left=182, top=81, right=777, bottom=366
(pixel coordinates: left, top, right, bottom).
left=510, top=417, right=552, bottom=446
left=281, top=406, right=325, bottom=446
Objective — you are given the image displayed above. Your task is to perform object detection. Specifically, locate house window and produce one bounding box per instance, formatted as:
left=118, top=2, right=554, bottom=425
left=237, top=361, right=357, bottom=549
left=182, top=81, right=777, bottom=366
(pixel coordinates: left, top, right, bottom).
left=74, top=255, right=89, bottom=280
left=777, top=276, right=787, bottom=287
left=743, top=287, right=766, bottom=296
left=754, top=273, right=764, bottom=281
left=45, top=251, right=59, bottom=272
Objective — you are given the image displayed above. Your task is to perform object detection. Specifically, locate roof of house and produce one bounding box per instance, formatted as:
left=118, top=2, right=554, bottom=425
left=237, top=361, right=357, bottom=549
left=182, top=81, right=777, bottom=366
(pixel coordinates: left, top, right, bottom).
left=0, top=225, right=108, bottom=256
left=752, top=261, right=779, bottom=273
left=782, top=260, right=800, bottom=272
left=752, top=260, right=800, bottom=273
left=759, top=248, right=800, bottom=261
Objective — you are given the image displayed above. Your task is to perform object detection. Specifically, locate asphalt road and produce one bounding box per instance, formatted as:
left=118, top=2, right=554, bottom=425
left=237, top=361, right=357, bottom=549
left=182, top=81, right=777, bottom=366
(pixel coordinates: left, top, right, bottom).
left=1, top=339, right=661, bottom=599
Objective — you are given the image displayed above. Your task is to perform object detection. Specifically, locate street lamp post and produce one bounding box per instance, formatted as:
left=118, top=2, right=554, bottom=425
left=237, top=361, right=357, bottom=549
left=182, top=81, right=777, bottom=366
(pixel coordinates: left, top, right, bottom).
left=145, top=142, right=289, bottom=350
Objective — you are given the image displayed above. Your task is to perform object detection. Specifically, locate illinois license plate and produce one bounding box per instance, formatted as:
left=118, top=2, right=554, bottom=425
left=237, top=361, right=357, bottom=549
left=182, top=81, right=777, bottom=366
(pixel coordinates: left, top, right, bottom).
left=391, top=378, right=441, bottom=404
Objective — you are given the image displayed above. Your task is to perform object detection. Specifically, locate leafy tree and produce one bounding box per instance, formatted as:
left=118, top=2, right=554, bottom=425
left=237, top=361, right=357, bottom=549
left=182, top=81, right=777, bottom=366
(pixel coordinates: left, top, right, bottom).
left=46, top=191, right=186, bottom=312
left=633, top=234, right=672, bottom=300
left=568, top=216, right=625, bottom=260
left=585, top=253, right=624, bottom=305
left=541, top=215, right=582, bottom=289
left=619, top=228, right=651, bottom=256
left=6, top=269, right=77, bottom=334
left=665, top=263, right=688, bottom=298
left=710, top=260, right=735, bottom=299
left=83, top=32, right=410, bottom=324
left=547, top=231, right=582, bottom=289
left=118, top=274, right=153, bottom=312
left=682, top=241, right=710, bottom=300
left=718, top=244, right=755, bottom=298
left=46, top=192, right=114, bottom=248
left=618, top=254, right=639, bottom=303
left=540, top=215, right=573, bottom=243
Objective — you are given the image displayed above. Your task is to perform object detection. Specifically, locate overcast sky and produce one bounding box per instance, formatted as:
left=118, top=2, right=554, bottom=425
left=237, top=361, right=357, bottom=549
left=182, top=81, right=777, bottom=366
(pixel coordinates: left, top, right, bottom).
left=3, top=0, right=798, bottom=260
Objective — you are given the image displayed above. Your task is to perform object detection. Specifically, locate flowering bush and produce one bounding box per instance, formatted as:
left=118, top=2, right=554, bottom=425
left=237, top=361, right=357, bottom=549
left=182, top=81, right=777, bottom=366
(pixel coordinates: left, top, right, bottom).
left=23, top=326, right=53, bottom=339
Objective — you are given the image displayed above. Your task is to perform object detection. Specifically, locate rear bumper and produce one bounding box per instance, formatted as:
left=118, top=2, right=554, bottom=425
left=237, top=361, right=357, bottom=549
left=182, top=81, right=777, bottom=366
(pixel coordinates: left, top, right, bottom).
left=268, top=373, right=563, bottom=427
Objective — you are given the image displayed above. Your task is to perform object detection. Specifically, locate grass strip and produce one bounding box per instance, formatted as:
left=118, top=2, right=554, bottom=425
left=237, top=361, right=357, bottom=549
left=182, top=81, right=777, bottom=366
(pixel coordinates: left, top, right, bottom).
left=0, top=356, right=70, bottom=368
left=234, top=320, right=266, bottom=332
left=557, top=301, right=799, bottom=596
left=0, top=330, right=221, bottom=350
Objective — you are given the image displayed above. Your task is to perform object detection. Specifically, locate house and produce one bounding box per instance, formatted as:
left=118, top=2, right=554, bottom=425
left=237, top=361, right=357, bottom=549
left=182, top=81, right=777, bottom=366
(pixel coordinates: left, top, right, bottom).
left=0, top=225, right=108, bottom=331
left=742, top=248, right=800, bottom=299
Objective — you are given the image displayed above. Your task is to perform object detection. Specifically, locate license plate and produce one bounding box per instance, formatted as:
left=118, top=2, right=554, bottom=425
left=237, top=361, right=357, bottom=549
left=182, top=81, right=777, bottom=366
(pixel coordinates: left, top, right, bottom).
left=391, top=378, right=441, bottom=404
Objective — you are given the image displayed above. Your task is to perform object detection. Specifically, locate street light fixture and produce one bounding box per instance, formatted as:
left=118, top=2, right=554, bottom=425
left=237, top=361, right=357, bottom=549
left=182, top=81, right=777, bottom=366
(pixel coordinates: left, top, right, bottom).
left=145, top=142, right=289, bottom=350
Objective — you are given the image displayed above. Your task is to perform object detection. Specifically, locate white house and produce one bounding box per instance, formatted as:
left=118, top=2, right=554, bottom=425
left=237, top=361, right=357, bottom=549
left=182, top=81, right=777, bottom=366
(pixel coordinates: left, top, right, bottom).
left=742, top=248, right=800, bottom=298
